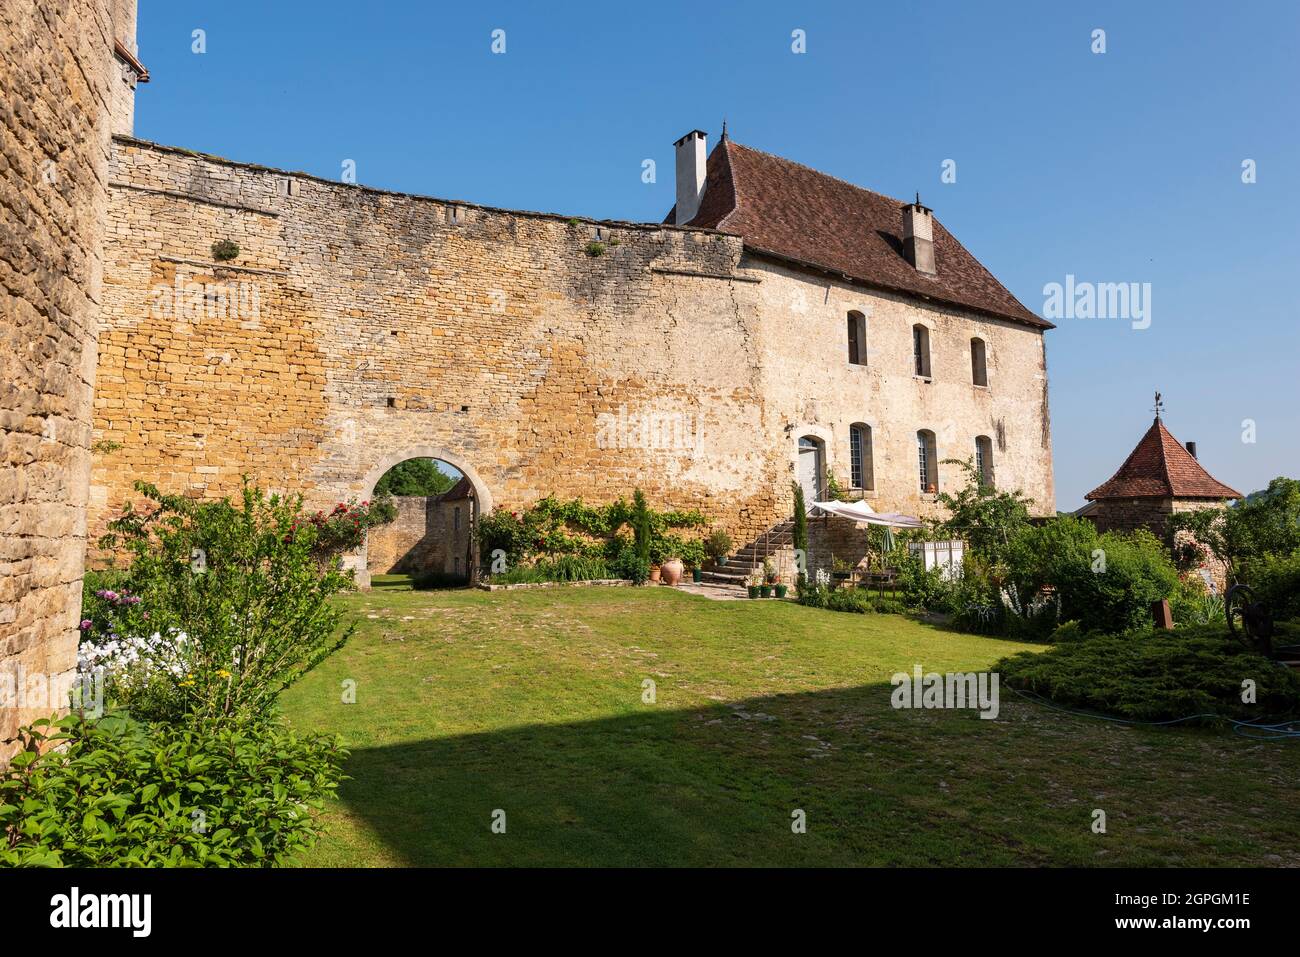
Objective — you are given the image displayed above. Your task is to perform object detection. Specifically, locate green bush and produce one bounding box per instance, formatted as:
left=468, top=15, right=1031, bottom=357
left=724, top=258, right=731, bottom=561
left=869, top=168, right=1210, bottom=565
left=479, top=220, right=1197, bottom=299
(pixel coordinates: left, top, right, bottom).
left=90, top=480, right=354, bottom=723
left=826, top=588, right=873, bottom=614
left=0, top=712, right=346, bottom=867
left=489, top=554, right=612, bottom=584
left=897, top=554, right=955, bottom=611
left=1241, top=549, right=1300, bottom=620
left=996, top=624, right=1300, bottom=722
left=1004, top=518, right=1179, bottom=635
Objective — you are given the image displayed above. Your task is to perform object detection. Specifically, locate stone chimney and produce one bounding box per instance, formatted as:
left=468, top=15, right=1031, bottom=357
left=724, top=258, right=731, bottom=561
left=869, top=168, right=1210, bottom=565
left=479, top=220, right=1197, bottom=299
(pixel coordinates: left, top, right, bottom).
left=110, top=0, right=147, bottom=137
left=901, top=195, right=937, bottom=276
left=673, top=130, right=708, bottom=226
left=1185, top=441, right=1198, bottom=459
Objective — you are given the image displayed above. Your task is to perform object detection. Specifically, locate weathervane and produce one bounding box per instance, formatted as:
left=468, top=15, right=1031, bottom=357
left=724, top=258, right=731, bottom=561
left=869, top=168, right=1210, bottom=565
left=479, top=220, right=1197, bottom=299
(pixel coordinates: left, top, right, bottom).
left=1152, top=391, right=1164, bottom=420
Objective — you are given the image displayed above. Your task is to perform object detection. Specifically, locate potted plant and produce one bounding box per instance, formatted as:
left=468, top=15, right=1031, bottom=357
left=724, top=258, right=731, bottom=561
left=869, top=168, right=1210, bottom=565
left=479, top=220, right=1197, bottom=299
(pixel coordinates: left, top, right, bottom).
left=649, top=564, right=662, bottom=584
left=774, top=582, right=788, bottom=599
left=681, top=539, right=706, bottom=582
left=706, top=530, right=732, bottom=567
left=759, top=570, right=772, bottom=598
left=762, top=558, right=778, bottom=586
left=830, top=556, right=853, bottom=583
left=746, top=572, right=761, bottom=599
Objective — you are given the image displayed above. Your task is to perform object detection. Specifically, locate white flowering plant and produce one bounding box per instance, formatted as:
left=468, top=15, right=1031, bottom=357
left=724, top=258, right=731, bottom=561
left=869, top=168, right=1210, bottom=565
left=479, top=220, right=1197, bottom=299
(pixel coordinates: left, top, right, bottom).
left=89, top=479, right=355, bottom=723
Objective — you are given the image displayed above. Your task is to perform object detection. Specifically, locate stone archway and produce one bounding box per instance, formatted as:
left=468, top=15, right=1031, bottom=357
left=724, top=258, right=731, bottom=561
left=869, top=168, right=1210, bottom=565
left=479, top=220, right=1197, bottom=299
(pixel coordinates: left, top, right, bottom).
left=350, top=445, right=494, bottom=589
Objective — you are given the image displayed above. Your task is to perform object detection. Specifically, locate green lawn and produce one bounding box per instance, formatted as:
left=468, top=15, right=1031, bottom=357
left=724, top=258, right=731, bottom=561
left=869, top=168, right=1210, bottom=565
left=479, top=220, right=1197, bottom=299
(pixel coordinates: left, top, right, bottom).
left=280, top=579, right=1300, bottom=866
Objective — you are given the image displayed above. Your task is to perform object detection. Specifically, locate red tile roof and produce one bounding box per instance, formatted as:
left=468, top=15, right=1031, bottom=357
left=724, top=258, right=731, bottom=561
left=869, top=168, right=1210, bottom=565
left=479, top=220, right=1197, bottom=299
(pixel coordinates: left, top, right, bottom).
left=439, top=476, right=473, bottom=501
left=666, top=139, right=1050, bottom=330
left=1085, top=418, right=1242, bottom=501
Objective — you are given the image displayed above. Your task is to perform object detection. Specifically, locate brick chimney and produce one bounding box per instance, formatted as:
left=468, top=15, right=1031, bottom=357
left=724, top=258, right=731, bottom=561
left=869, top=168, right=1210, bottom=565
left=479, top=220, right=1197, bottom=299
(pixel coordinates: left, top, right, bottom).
left=901, top=195, right=937, bottom=276
left=673, top=130, right=708, bottom=226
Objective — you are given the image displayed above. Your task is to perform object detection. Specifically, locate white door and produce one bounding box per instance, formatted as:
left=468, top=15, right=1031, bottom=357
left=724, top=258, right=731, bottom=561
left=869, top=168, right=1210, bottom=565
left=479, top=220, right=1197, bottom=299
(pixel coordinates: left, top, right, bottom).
left=798, top=438, right=823, bottom=504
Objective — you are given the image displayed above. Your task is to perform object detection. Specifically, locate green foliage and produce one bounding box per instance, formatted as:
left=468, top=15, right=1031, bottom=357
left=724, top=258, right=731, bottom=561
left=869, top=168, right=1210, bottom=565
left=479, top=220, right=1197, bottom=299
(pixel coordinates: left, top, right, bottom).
left=791, top=481, right=808, bottom=584
left=1170, top=476, right=1300, bottom=576
left=0, top=712, right=346, bottom=867
left=585, top=240, right=606, bottom=257
left=1005, top=519, right=1179, bottom=635
left=1168, top=573, right=1226, bottom=626
left=632, top=490, right=652, bottom=567
left=302, top=496, right=397, bottom=556
left=490, top=554, right=612, bottom=584
left=997, top=625, right=1300, bottom=722
left=823, top=471, right=852, bottom=502
left=93, top=480, right=355, bottom=723
left=935, top=457, right=1034, bottom=569
left=372, top=458, right=457, bottom=497
left=705, top=529, right=732, bottom=562
left=210, top=239, right=239, bottom=261
left=476, top=493, right=706, bottom=581
left=897, top=554, right=955, bottom=611
left=1243, top=548, right=1300, bottom=620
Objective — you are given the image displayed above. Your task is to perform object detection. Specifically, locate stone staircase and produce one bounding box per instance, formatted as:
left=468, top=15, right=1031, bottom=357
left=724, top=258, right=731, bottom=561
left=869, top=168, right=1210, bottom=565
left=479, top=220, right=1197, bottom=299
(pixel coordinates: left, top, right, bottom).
left=699, top=520, right=795, bottom=589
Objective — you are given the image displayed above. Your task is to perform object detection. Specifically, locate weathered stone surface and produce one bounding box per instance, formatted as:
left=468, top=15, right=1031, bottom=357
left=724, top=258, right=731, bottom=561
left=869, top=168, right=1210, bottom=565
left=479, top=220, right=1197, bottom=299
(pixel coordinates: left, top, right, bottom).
left=1, top=0, right=118, bottom=761
left=89, top=138, right=1055, bottom=580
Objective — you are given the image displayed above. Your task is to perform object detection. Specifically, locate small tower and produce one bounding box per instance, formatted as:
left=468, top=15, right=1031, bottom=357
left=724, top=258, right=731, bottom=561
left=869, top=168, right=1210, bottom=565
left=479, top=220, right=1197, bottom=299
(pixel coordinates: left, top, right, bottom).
left=1081, top=395, right=1241, bottom=587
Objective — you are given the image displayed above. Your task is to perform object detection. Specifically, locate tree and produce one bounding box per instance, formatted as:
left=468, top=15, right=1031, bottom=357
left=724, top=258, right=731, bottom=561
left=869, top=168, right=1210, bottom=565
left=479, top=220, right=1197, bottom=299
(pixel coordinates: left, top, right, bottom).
left=935, top=457, right=1034, bottom=569
left=373, top=458, right=457, bottom=497
left=1170, top=476, right=1300, bottom=577
left=632, top=490, right=652, bottom=567
left=791, top=481, right=808, bottom=585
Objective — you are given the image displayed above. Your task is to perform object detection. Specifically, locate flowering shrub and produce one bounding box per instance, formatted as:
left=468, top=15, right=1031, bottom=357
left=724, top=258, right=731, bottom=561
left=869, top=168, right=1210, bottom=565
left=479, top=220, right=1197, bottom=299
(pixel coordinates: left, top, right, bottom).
left=92, top=480, right=355, bottom=723
left=299, top=496, right=397, bottom=556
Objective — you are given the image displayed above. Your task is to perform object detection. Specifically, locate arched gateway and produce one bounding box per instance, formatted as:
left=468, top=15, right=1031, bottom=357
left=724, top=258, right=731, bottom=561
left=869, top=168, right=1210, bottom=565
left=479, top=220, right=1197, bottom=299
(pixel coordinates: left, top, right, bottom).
left=348, top=446, right=494, bottom=589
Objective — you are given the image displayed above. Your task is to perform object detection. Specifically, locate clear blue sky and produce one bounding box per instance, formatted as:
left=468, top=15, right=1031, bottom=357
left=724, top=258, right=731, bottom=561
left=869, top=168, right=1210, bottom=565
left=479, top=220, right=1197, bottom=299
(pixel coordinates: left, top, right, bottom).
left=134, top=0, right=1299, bottom=509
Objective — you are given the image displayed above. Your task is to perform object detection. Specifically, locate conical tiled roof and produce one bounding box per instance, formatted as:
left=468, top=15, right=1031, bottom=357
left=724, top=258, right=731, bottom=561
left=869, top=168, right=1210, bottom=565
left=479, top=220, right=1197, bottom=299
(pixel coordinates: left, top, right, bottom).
left=1085, top=418, right=1242, bottom=501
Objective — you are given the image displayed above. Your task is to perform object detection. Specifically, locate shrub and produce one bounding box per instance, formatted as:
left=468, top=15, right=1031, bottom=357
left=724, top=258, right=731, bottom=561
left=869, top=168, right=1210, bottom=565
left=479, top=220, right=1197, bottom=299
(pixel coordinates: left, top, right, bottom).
left=996, top=625, right=1300, bottom=722
left=705, top=530, right=732, bottom=563
left=935, top=457, right=1034, bottom=569
left=91, top=480, right=354, bottom=723
left=302, top=496, right=396, bottom=556
left=826, top=588, right=873, bottom=614
left=0, top=712, right=346, bottom=867
left=897, top=554, right=954, bottom=611
left=632, top=491, right=652, bottom=567
left=1240, top=548, right=1300, bottom=620
left=210, top=239, right=239, bottom=261
left=490, top=554, right=612, bottom=585
left=1004, top=518, right=1179, bottom=635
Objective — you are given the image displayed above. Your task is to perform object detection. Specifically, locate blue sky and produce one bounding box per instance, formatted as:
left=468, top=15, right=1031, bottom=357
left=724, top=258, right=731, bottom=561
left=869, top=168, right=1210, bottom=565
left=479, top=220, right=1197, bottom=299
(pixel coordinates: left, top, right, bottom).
left=134, top=1, right=1299, bottom=509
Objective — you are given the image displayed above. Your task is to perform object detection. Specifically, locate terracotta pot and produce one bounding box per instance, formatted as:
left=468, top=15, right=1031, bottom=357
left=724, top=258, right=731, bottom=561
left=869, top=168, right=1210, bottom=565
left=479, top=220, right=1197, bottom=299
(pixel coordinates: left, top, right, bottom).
left=649, top=565, right=662, bottom=583
left=661, top=559, right=684, bottom=586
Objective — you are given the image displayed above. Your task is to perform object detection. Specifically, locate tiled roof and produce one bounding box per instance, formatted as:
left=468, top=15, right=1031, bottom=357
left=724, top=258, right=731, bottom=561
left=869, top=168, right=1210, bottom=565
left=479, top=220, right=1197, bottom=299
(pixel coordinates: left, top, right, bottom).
left=1085, top=418, right=1242, bottom=501
left=665, top=139, right=1050, bottom=329
left=439, top=476, right=473, bottom=501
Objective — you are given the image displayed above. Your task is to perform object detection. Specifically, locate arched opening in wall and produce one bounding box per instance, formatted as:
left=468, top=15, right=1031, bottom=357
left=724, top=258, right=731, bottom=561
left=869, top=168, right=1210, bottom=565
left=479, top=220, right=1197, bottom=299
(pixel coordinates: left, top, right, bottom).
left=849, top=423, right=874, bottom=492
left=970, top=337, right=988, bottom=386
left=847, top=311, right=868, bottom=366
left=917, top=429, right=939, bottom=494
left=365, top=456, right=474, bottom=588
left=798, top=435, right=826, bottom=504
left=912, top=324, right=932, bottom=378
left=975, top=435, right=994, bottom=488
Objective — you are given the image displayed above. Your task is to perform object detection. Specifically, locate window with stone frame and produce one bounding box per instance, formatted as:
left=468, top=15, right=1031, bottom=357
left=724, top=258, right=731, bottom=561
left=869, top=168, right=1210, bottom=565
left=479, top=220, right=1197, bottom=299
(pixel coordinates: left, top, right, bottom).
left=917, top=429, right=938, bottom=492
left=847, top=311, right=867, bottom=366
left=970, top=337, right=988, bottom=387
left=849, top=423, right=874, bottom=491
left=975, top=435, right=994, bottom=487
left=913, top=324, right=932, bottom=378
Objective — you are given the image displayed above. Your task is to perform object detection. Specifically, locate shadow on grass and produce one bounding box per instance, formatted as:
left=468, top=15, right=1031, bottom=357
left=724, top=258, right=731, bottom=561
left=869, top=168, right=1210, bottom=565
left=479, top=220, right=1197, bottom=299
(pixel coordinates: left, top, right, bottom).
left=333, top=681, right=1079, bottom=867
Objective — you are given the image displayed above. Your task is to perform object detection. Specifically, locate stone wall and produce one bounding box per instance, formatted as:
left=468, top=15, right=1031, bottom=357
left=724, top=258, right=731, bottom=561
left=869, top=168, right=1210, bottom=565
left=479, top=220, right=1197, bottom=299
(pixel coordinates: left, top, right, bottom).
left=1, top=1, right=117, bottom=761
left=90, top=138, right=1055, bottom=583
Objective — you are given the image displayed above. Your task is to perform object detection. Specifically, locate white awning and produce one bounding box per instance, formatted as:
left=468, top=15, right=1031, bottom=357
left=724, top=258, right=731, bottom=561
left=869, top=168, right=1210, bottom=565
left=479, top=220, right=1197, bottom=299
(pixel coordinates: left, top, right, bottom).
left=810, top=500, right=924, bottom=528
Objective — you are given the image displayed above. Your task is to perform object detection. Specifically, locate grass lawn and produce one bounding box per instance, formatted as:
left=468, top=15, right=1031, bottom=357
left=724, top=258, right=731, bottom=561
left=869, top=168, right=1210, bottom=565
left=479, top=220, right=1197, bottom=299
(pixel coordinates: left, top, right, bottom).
left=280, top=578, right=1300, bottom=866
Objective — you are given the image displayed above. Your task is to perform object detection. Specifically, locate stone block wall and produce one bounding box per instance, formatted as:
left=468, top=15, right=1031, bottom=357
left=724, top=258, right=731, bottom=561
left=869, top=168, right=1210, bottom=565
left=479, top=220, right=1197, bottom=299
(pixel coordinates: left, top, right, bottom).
left=1, top=0, right=116, bottom=761
left=90, top=138, right=1055, bottom=584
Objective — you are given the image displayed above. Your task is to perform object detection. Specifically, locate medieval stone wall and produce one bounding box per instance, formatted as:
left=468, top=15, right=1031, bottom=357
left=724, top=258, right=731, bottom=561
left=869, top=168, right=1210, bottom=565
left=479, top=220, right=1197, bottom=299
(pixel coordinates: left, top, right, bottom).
left=90, top=138, right=1055, bottom=582
left=1, top=0, right=115, bottom=760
